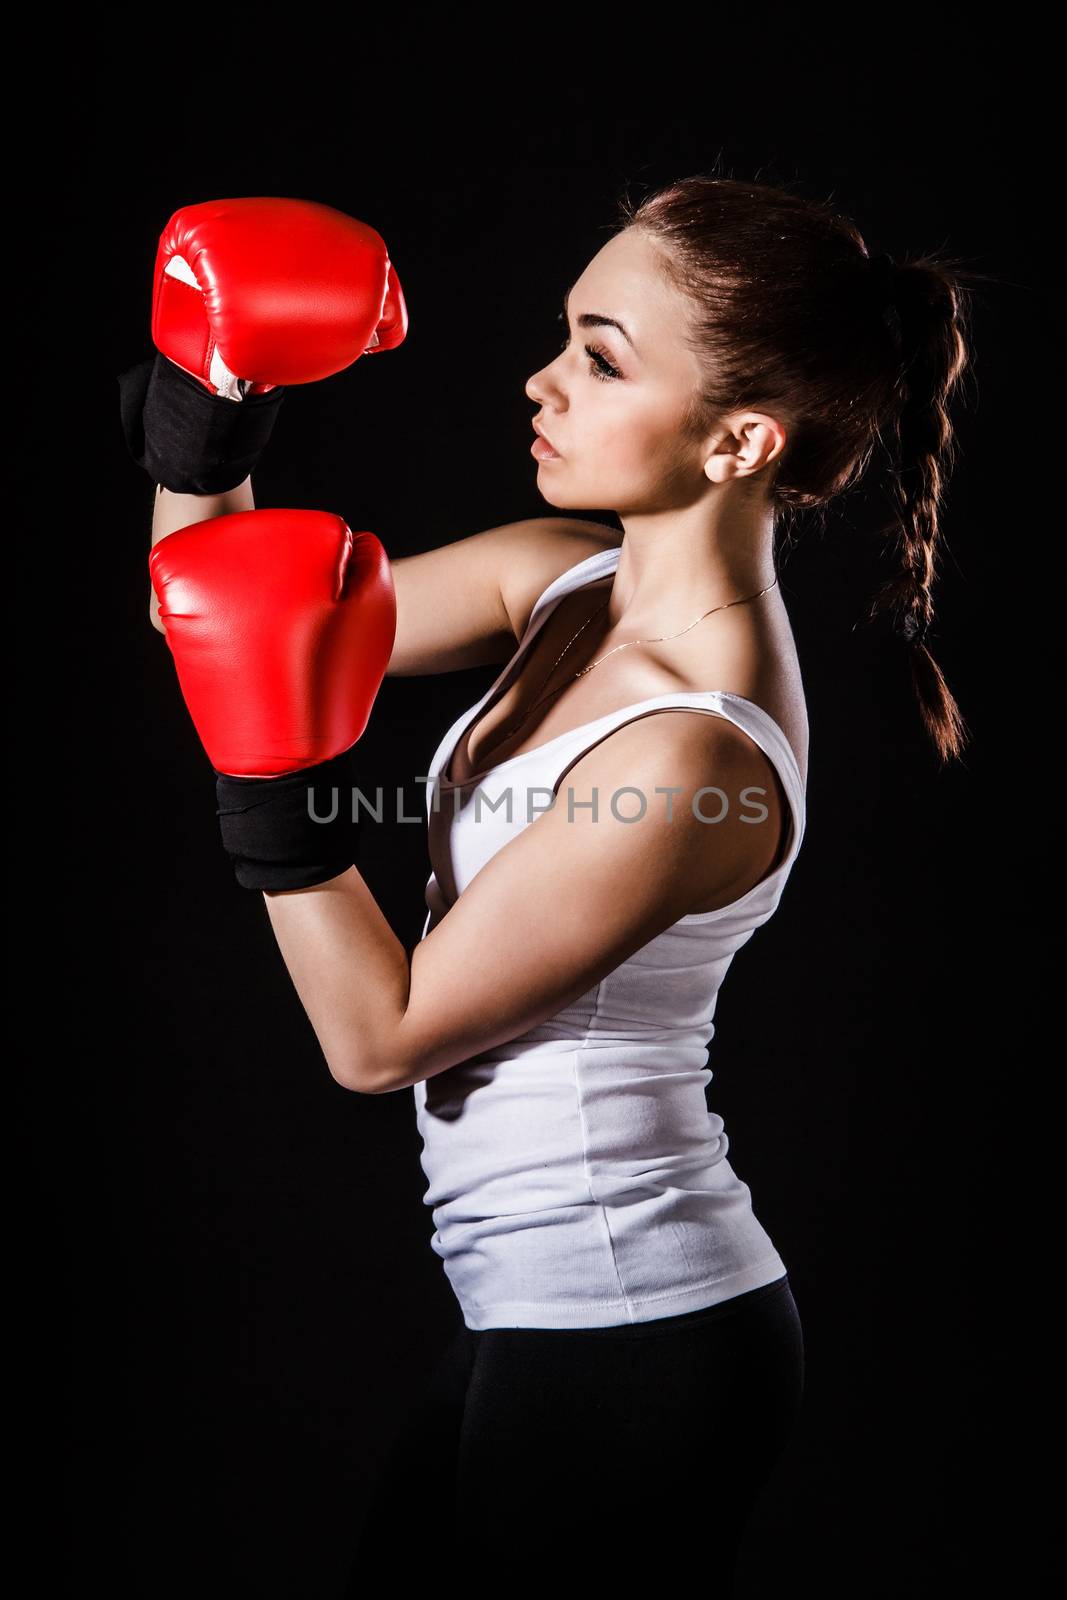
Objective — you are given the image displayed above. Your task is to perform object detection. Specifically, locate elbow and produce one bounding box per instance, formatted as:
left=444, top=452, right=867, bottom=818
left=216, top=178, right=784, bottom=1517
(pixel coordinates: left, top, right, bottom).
left=328, top=1006, right=420, bottom=1095
left=327, top=1051, right=397, bottom=1096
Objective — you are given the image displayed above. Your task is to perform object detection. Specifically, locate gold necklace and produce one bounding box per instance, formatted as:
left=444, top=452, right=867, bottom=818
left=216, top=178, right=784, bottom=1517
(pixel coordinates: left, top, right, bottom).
left=492, top=571, right=780, bottom=747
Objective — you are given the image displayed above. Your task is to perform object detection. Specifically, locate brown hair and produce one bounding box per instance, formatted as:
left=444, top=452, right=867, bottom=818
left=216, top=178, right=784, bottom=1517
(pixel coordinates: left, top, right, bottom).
left=614, top=172, right=983, bottom=765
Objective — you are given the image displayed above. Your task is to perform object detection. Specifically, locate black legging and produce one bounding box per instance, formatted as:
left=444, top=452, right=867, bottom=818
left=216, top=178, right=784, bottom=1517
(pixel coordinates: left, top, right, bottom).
left=343, top=1274, right=804, bottom=1589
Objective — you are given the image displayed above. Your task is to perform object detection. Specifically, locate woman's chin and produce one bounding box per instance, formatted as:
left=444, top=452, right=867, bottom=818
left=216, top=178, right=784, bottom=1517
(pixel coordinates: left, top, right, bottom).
left=534, top=477, right=592, bottom=513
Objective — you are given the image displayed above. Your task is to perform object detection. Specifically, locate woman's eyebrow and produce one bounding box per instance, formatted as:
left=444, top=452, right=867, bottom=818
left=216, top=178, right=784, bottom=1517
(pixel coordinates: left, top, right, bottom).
left=563, top=285, right=640, bottom=357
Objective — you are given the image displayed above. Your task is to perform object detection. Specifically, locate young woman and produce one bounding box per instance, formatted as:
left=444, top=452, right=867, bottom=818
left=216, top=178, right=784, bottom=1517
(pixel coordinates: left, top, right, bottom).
left=143, top=175, right=974, bottom=1587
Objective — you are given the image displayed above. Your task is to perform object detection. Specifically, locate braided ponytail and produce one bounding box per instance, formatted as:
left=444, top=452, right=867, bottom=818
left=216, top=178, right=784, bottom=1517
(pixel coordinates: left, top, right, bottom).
left=861, top=253, right=972, bottom=763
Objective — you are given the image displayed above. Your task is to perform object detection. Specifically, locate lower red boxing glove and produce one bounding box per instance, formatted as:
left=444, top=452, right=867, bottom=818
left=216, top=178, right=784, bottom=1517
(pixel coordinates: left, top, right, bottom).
left=149, top=507, right=396, bottom=889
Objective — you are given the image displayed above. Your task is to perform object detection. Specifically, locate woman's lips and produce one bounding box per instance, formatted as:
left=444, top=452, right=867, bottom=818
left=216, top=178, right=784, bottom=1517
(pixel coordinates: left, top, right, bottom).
left=531, top=430, right=561, bottom=461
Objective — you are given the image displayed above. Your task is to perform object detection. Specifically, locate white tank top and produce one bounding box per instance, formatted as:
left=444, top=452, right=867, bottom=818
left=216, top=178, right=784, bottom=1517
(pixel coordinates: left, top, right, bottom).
left=414, top=547, right=808, bottom=1329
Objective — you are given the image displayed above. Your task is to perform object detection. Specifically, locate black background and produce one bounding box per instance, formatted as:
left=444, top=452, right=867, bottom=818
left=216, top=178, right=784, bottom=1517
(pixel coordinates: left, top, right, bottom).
left=28, top=12, right=1046, bottom=1596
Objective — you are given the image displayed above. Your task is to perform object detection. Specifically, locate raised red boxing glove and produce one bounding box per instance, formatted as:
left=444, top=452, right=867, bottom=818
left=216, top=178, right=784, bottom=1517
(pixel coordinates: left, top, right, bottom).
left=153, top=196, right=409, bottom=398
left=119, top=198, right=410, bottom=494
left=150, top=507, right=395, bottom=776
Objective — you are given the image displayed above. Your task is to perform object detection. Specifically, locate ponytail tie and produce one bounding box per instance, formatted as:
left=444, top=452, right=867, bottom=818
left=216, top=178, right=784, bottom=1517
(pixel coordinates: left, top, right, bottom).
left=868, top=251, right=897, bottom=305
left=868, top=251, right=904, bottom=350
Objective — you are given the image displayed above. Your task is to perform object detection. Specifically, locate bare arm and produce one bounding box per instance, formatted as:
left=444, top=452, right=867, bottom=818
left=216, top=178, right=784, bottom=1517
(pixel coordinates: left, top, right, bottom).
left=148, top=477, right=256, bottom=633
left=385, top=517, right=621, bottom=675
left=260, top=712, right=785, bottom=1094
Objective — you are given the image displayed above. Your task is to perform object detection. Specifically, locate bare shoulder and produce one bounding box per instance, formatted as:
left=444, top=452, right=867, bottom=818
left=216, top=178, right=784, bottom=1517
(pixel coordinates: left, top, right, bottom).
left=496, top=517, right=622, bottom=642
left=552, top=706, right=788, bottom=910
left=557, top=705, right=783, bottom=817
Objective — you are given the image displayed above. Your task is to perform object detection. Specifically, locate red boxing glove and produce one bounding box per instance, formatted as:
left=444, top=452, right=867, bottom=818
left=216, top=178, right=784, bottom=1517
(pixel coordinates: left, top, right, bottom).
left=150, top=507, right=395, bottom=776
left=119, top=197, right=410, bottom=494
left=150, top=508, right=396, bottom=889
left=153, top=196, right=409, bottom=399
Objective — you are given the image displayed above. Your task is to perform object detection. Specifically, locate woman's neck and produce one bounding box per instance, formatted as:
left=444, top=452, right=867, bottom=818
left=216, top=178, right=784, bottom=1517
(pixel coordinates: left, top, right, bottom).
left=603, top=505, right=778, bottom=636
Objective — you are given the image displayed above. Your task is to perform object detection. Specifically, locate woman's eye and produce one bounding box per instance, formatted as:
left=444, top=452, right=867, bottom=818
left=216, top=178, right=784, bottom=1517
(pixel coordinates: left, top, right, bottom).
left=555, top=311, right=621, bottom=383
left=585, top=344, right=621, bottom=382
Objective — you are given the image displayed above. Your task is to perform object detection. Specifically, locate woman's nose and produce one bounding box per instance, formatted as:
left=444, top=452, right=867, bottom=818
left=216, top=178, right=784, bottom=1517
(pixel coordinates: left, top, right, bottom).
left=526, top=362, right=560, bottom=405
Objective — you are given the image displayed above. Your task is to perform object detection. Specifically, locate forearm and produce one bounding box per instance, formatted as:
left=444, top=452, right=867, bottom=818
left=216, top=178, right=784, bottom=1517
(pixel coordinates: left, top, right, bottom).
left=148, top=478, right=255, bottom=632
left=262, top=866, right=412, bottom=1094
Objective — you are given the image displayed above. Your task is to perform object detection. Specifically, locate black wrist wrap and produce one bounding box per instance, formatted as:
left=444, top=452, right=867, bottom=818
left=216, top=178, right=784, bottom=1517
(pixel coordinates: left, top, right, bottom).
left=117, top=352, right=286, bottom=495
left=215, top=746, right=365, bottom=893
